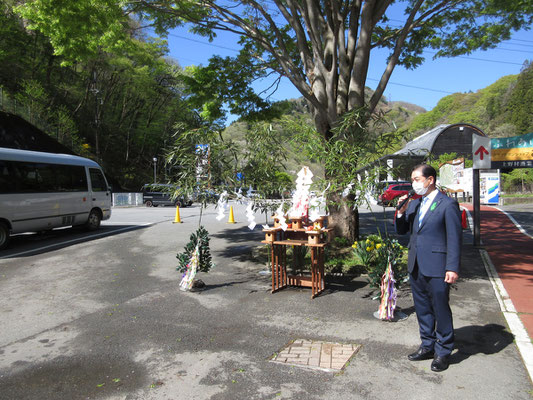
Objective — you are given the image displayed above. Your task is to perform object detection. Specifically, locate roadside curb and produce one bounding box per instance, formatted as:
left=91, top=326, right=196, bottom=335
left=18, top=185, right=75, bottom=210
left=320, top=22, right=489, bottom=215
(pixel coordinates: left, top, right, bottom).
left=462, top=205, right=533, bottom=383
left=479, top=248, right=533, bottom=383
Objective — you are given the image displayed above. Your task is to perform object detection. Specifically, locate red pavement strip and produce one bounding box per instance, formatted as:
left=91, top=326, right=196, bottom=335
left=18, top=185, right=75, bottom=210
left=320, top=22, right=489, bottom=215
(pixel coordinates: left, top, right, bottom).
left=462, top=204, right=533, bottom=339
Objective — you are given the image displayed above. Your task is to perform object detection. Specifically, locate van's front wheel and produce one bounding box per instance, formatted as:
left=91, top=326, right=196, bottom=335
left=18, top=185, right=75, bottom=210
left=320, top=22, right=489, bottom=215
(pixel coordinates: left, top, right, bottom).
left=86, top=209, right=102, bottom=231
left=0, top=222, right=9, bottom=249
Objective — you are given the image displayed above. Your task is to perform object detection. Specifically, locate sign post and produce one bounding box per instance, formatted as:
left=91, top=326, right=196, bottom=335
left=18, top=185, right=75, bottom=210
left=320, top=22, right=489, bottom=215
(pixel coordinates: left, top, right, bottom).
left=472, top=135, right=491, bottom=247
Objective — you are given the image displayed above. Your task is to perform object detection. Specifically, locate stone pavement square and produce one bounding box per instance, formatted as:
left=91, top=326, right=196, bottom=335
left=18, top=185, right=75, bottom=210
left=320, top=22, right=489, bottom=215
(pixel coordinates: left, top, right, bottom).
left=269, top=339, right=362, bottom=372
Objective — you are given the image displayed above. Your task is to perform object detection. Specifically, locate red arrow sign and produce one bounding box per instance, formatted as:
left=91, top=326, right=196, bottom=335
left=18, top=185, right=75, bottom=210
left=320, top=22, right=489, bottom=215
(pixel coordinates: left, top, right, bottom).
left=475, top=145, right=489, bottom=160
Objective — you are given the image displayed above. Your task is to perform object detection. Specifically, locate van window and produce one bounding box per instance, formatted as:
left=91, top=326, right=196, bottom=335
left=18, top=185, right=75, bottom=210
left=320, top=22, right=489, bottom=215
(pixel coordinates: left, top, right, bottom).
left=0, top=160, right=88, bottom=193
left=89, top=168, right=108, bottom=192
left=56, top=165, right=87, bottom=191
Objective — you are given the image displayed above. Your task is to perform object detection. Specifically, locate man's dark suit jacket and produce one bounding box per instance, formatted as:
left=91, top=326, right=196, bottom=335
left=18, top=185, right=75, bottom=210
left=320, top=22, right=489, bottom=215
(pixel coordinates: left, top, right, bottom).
left=395, top=190, right=462, bottom=277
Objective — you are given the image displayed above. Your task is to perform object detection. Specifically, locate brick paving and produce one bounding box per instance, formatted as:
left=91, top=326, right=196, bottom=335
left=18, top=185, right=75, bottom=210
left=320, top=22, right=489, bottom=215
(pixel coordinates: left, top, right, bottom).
left=270, top=339, right=361, bottom=372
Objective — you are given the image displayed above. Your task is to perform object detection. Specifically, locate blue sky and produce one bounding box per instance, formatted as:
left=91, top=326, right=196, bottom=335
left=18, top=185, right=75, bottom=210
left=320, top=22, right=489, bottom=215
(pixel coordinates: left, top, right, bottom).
left=165, top=12, right=532, bottom=119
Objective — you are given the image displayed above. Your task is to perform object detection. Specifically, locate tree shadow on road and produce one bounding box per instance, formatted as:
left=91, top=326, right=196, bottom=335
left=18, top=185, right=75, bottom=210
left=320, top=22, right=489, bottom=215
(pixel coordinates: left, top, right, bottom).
left=211, top=226, right=263, bottom=243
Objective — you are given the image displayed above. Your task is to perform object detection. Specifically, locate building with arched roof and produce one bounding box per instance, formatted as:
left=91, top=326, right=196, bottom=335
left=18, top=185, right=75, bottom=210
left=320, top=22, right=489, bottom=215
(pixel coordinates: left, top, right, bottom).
left=378, top=123, right=488, bottom=180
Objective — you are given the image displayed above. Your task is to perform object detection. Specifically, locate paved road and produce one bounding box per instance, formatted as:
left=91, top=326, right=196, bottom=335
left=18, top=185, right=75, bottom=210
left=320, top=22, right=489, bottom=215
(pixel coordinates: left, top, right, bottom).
left=499, top=203, right=533, bottom=237
left=0, top=203, right=531, bottom=399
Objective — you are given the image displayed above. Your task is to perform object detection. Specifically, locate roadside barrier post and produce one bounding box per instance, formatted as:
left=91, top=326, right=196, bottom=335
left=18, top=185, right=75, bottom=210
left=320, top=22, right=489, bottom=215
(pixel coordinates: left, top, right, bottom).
left=173, top=206, right=182, bottom=224
left=228, top=206, right=236, bottom=224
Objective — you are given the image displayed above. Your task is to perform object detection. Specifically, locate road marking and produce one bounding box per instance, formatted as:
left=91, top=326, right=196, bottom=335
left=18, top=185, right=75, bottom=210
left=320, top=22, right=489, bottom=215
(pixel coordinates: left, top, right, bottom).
left=479, top=248, right=533, bottom=382
left=103, top=221, right=169, bottom=225
left=492, top=206, right=533, bottom=239
left=0, top=224, right=153, bottom=259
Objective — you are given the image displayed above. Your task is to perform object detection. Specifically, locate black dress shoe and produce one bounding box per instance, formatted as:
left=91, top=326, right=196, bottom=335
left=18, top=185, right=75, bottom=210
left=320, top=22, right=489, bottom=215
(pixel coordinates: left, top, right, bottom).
left=408, top=347, right=435, bottom=361
left=431, top=356, right=450, bottom=372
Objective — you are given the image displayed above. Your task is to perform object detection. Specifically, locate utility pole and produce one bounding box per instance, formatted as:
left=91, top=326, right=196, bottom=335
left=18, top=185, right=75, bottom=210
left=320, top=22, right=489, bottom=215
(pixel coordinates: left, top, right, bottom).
left=153, top=157, right=157, bottom=184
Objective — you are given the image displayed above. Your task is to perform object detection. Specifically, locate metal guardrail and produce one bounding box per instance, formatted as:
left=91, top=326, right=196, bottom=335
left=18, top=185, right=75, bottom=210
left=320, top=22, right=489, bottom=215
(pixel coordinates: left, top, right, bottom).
left=112, top=193, right=143, bottom=207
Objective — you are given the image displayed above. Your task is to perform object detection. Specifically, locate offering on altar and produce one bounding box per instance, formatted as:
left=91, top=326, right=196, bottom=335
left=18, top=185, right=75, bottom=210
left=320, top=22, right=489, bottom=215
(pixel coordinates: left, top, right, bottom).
left=306, top=229, right=322, bottom=244
left=263, top=227, right=278, bottom=242
left=305, top=221, right=324, bottom=232
left=290, top=217, right=303, bottom=229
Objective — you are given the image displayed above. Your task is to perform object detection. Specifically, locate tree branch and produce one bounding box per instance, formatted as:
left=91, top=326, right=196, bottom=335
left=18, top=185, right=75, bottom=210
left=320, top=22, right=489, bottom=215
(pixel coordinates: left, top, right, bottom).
left=369, top=0, right=424, bottom=112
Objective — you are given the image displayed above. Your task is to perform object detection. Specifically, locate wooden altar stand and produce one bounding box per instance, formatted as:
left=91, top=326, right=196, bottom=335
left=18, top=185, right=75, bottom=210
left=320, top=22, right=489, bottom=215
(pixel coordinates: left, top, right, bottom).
left=262, top=218, right=332, bottom=299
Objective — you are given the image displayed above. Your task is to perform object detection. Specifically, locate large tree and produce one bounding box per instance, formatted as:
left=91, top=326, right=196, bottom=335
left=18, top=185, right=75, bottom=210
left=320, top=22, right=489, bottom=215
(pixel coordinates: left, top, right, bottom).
left=15, top=0, right=533, bottom=237
left=129, top=1, right=532, bottom=135
left=135, top=0, right=531, bottom=238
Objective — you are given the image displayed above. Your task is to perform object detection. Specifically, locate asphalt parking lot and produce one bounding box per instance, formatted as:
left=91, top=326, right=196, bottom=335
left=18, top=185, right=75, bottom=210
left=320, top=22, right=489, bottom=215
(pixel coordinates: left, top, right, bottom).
left=0, top=202, right=531, bottom=399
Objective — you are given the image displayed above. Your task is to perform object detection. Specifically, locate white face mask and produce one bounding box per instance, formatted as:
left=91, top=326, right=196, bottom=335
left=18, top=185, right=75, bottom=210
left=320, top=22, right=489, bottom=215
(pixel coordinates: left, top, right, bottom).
left=412, top=179, right=429, bottom=196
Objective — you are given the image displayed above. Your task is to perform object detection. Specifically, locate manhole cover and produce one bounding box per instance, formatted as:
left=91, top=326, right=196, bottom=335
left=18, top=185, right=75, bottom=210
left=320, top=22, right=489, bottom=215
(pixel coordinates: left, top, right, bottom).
left=270, top=339, right=361, bottom=372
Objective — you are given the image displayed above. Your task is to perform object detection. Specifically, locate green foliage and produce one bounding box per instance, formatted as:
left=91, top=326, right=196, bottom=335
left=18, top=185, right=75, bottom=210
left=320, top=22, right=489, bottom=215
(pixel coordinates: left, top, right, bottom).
left=322, top=236, right=365, bottom=275
left=176, top=226, right=214, bottom=274
left=352, top=234, right=408, bottom=288
left=165, top=122, right=237, bottom=217
left=180, top=55, right=276, bottom=124
left=288, top=107, right=398, bottom=208
left=0, top=4, right=201, bottom=190
left=240, top=122, right=293, bottom=197
left=501, top=169, right=533, bottom=193
left=506, top=61, right=533, bottom=134
left=15, top=0, right=133, bottom=65
left=404, top=69, right=530, bottom=139
left=17, top=0, right=532, bottom=139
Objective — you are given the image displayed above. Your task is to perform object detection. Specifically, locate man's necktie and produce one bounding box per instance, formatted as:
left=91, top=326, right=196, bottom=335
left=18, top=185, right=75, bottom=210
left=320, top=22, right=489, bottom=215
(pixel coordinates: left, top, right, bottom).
left=418, top=196, right=429, bottom=227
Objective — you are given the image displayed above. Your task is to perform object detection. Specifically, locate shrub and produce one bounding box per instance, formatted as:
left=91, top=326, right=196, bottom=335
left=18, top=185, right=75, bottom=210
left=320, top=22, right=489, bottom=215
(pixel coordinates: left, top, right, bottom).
left=352, top=234, right=407, bottom=288
left=176, top=226, right=214, bottom=274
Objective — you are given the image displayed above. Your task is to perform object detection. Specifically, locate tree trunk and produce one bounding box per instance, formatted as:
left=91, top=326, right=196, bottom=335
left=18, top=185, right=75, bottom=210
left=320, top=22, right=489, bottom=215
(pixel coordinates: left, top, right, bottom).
left=328, top=192, right=359, bottom=242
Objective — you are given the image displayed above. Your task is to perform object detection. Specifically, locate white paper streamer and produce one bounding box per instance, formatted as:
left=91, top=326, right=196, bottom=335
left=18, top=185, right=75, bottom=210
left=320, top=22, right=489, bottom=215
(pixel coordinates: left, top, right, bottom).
left=342, top=182, right=353, bottom=198
left=309, top=193, right=326, bottom=222
left=215, top=190, right=228, bottom=221
left=246, top=200, right=256, bottom=230
left=274, top=203, right=288, bottom=231
left=309, top=181, right=329, bottom=221
left=235, top=187, right=244, bottom=203
left=289, top=166, right=313, bottom=218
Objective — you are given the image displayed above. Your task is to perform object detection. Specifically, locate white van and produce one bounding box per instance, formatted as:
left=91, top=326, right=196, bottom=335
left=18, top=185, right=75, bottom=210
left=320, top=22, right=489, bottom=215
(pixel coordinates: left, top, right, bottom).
left=0, top=147, right=112, bottom=249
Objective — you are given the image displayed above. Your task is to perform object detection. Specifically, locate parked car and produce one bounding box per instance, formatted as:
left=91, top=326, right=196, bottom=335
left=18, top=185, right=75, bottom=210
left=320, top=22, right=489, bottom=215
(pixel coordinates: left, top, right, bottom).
left=192, top=189, right=219, bottom=203
left=141, top=184, right=192, bottom=207
left=377, top=182, right=420, bottom=206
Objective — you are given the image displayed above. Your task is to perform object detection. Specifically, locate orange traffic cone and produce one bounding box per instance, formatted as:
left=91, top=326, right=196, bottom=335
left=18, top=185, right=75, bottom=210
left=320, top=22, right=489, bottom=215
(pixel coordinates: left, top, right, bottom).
left=228, top=206, right=236, bottom=223
left=173, top=206, right=182, bottom=223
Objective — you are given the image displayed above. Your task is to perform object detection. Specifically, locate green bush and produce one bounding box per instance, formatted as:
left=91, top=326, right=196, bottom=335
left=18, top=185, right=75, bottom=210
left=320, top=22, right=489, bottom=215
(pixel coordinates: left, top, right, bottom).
left=176, top=226, right=214, bottom=274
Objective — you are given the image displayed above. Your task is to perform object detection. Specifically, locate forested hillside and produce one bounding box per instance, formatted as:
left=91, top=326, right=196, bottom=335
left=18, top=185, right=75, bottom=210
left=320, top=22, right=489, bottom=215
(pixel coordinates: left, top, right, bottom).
left=222, top=61, right=532, bottom=176
left=223, top=95, right=425, bottom=176
left=223, top=61, right=532, bottom=173
left=404, top=61, right=533, bottom=140
left=0, top=5, right=199, bottom=190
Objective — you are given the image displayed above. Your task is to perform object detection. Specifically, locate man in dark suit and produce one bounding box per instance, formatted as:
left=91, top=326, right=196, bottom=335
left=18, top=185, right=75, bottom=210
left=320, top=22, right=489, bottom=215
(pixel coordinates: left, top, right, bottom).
left=395, top=164, right=462, bottom=372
